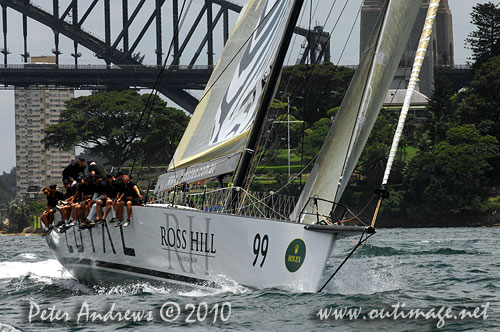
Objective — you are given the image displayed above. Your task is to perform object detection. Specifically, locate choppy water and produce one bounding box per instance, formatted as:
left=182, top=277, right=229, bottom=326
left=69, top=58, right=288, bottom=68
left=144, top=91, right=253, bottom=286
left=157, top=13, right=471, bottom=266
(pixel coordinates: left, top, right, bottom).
left=0, top=227, right=499, bottom=331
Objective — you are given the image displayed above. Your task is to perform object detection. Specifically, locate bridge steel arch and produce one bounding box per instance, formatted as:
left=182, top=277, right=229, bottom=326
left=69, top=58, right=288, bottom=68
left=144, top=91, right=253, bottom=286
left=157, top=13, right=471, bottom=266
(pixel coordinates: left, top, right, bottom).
left=0, top=0, right=330, bottom=112
left=0, top=0, right=243, bottom=112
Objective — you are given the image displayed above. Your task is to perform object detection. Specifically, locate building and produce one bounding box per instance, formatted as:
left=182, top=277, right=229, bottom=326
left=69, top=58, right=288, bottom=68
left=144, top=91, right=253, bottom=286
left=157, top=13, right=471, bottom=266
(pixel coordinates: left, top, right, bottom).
left=360, top=0, right=454, bottom=96
left=383, top=89, right=429, bottom=120
left=15, top=56, right=74, bottom=198
left=435, top=0, right=454, bottom=67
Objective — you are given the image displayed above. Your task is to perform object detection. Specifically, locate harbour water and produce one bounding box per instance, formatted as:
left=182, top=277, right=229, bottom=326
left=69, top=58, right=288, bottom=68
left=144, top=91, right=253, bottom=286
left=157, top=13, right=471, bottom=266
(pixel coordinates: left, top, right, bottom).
left=0, top=227, right=499, bottom=331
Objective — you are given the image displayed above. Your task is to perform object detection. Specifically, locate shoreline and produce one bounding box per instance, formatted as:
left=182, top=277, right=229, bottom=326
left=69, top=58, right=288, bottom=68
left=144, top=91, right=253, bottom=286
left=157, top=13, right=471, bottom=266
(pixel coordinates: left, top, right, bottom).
left=0, top=231, right=41, bottom=236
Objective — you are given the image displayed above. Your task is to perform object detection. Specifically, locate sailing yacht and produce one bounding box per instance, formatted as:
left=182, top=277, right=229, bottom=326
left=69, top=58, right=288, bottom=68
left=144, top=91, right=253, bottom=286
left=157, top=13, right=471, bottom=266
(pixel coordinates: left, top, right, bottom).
left=46, top=0, right=423, bottom=292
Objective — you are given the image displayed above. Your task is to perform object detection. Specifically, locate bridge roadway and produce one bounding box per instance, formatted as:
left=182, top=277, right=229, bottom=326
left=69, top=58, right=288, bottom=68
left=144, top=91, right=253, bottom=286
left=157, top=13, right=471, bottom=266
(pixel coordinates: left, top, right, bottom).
left=0, top=63, right=212, bottom=92
left=440, top=65, right=473, bottom=92
left=0, top=63, right=472, bottom=107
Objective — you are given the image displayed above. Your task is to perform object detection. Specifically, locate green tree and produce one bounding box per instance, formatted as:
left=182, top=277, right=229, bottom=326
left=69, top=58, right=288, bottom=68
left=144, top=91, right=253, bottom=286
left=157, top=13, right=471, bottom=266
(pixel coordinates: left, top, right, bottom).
left=357, top=108, right=407, bottom=185
left=465, top=2, right=500, bottom=68
left=454, top=55, right=500, bottom=140
left=268, top=172, right=302, bottom=197
left=404, top=124, right=499, bottom=215
left=276, top=63, right=354, bottom=126
left=302, top=117, right=332, bottom=158
left=43, top=90, right=189, bottom=167
left=359, top=142, right=390, bottom=185
left=0, top=188, right=11, bottom=208
left=0, top=168, right=16, bottom=207
left=425, top=71, right=456, bottom=145
left=6, top=199, right=30, bottom=232
left=363, top=108, right=399, bottom=145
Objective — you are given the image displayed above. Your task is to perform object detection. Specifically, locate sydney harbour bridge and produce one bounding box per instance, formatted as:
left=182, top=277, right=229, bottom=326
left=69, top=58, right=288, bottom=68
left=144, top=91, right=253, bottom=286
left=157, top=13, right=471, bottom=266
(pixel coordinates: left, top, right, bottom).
left=0, top=0, right=331, bottom=112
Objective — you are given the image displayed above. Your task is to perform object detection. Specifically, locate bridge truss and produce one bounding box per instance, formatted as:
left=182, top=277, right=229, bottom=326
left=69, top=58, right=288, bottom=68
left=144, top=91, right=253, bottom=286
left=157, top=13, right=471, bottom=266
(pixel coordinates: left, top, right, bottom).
left=0, top=0, right=330, bottom=112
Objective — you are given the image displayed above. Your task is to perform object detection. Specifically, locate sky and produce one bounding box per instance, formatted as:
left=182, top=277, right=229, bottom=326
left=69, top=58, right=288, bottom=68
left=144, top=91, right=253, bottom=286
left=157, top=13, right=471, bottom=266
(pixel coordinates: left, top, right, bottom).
left=0, top=0, right=491, bottom=174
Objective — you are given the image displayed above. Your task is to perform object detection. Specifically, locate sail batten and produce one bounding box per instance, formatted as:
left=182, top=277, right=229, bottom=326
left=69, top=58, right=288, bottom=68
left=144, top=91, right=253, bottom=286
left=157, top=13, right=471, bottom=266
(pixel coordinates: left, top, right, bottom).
left=291, top=0, right=423, bottom=222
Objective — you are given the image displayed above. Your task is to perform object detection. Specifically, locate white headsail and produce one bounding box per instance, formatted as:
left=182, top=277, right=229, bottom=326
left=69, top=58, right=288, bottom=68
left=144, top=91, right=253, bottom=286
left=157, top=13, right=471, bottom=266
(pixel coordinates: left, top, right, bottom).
left=291, top=0, right=423, bottom=222
left=156, top=0, right=296, bottom=193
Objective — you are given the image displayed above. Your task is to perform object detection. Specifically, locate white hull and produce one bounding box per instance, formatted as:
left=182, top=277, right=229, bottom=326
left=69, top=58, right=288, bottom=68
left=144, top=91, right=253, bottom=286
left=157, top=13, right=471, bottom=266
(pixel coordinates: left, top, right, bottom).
left=46, top=205, right=362, bottom=292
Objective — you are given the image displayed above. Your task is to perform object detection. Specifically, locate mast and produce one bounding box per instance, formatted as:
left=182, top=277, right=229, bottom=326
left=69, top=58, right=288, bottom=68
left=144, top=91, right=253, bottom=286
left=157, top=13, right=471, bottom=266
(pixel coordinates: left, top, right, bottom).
left=232, top=0, right=305, bottom=189
left=157, top=1, right=305, bottom=194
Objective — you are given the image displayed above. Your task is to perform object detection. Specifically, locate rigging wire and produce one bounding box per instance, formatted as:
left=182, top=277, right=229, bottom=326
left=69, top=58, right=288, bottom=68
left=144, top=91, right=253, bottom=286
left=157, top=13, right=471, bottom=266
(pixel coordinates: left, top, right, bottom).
left=121, top=0, right=190, bottom=176
left=318, top=228, right=375, bottom=293
left=275, top=0, right=418, bottom=206
left=280, top=1, right=308, bottom=91
left=308, top=0, right=313, bottom=64
left=194, top=1, right=281, bottom=108
left=249, top=0, right=418, bottom=222
left=292, top=0, right=342, bottom=175
left=278, top=0, right=320, bottom=98
left=227, top=0, right=308, bottom=182
left=125, top=1, right=282, bottom=178
left=309, top=0, right=313, bottom=31
left=285, top=0, right=349, bottom=101
left=153, top=1, right=285, bottom=187
left=249, top=0, right=357, bottom=189
left=334, top=3, right=361, bottom=68
left=259, top=152, right=318, bottom=196
left=245, top=1, right=318, bottom=184
left=337, top=195, right=373, bottom=224
left=311, top=0, right=320, bottom=21
left=178, top=0, right=193, bottom=29
left=252, top=0, right=320, bottom=186
left=251, top=0, right=341, bottom=172
left=306, top=2, right=421, bottom=219
left=277, top=0, right=350, bottom=115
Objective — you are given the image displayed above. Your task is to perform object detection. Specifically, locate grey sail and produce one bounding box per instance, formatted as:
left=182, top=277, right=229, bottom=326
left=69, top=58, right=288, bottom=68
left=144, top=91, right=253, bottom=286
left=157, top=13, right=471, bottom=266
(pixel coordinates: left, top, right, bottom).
left=291, top=0, right=423, bottom=222
left=156, top=153, right=241, bottom=190
left=156, top=0, right=296, bottom=194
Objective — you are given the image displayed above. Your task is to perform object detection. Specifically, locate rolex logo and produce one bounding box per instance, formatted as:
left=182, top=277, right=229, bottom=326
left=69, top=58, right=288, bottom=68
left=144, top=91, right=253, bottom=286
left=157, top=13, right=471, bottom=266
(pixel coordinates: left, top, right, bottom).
left=285, top=239, right=306, bottom=273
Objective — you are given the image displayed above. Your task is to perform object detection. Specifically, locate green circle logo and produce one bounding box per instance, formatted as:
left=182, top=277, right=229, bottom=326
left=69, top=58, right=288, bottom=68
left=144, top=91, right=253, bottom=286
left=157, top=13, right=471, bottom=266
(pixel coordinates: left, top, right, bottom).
left=285, top=238, right=306, bottom=272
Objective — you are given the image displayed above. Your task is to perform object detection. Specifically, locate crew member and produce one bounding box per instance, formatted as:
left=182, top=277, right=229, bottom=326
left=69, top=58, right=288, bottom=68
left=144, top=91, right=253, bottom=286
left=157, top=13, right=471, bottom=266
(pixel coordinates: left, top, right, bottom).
left=75, top=176, right=94, bottom=228
left=103, top=174, right=119, bottom=223
left=58, top=179, right=75, bottom=226
left=62, top=157, right=85, bottom=182
left=115, top=175, right=143, bottom=227
left=41, top=185, right=65, bottom=232
left=92, top=175, right=108, bottom=223
left=87, top=160, right=107, bottom=180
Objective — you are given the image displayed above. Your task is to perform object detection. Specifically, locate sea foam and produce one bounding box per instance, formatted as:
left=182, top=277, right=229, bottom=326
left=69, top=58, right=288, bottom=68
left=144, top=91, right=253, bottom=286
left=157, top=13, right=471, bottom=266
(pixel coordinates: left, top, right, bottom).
left=0, top=259, right=72, bottom=280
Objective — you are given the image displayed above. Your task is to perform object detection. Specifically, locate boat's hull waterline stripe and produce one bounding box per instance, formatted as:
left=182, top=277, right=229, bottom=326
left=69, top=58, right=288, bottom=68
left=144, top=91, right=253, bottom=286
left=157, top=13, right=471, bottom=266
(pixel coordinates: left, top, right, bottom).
left=60, top=257, right=221, bottom=289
